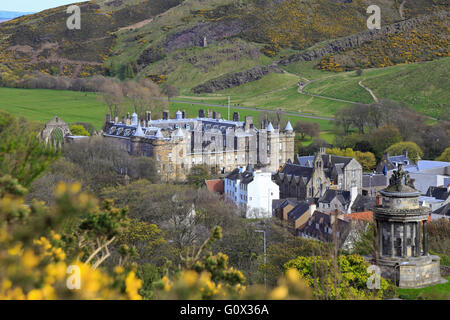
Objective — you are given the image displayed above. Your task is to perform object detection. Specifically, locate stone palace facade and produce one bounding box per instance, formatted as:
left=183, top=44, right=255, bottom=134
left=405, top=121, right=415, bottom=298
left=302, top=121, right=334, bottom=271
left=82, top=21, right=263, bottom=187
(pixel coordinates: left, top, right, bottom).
left=103, top=110, right=295, bottom=181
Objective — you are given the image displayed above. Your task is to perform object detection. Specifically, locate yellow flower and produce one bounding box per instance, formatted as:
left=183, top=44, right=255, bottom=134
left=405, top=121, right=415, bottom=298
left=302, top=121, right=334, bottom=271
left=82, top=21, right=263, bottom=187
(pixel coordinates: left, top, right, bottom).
left=285, top=268, right=301, bottom=284
left=27, top=289, right=44, bottom=300
left=114, top=266, right=125, bottom=274
left=8, top=243, right=23, bottom=256
left=125, top=271, right=142, bottom=300
left=70, top=183, right=81, bottom=194
left=162, top=276, right=171, bottom=292
left=50, top=230, right=61, bottom=241
left=182, top=270, right=198, bottom=287
left=22, top=250, right=39, bottom=269
left=270, top=285, right=288, bottom=300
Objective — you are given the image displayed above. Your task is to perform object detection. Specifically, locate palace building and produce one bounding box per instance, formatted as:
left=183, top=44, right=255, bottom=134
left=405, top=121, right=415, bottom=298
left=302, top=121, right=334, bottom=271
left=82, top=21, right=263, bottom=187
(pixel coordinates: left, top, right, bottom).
left=103, top=109, right=295, bottom=181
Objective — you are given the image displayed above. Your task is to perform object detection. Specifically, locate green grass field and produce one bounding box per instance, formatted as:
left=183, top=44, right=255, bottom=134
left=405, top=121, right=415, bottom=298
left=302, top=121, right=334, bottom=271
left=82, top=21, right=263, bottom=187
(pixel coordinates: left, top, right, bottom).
left=304, top=57, right=450, bottom=119
left=0, top=87, right=335, bottom=143
left=397, top=277, right=450, bottom=300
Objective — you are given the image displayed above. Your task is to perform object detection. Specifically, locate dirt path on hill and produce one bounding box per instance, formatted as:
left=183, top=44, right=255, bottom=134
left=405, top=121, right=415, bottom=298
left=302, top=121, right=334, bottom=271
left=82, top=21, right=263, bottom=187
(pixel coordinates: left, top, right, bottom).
left=358, top=80, right=379, bottom=102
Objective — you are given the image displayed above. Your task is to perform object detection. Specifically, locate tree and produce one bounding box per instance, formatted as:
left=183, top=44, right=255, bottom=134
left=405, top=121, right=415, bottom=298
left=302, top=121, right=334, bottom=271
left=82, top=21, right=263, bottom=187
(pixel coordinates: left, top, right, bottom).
left=354, top=151, right=376, bottom=172
left=70, top=125, right=90, bottom=136
left=99, top=78, right=125, bottom=118
left=284, top=254, right=391, bottom=299
left=0, top=112, right=59, bottom=187
left=72, top=122, right=96, bottom=136
left=124, top=78, right=168, bottom=120
left=368, top=126, right=402, bottom=160
left=294, top=121, right=320, bottom=140
left=326, top=148, right=376, bottom=171
left=187, top=165, right=211, bottom=188
left=385, top=141, right=423, bottom=164
left=436, top=147, right=450, bottom=162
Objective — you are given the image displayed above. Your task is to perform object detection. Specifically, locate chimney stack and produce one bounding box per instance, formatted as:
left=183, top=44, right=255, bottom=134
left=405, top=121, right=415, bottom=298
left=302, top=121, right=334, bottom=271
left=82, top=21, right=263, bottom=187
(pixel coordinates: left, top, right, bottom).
left=233, top=112, right=240, bottom=122
left=106, top=114, right=111, bottom=123
left=309, top=203, right=316, bottom=217
left=376, top=194, right=382, bottom=206
left=162, top=110, right=169, bottom=120
left=146, top=111, right=152, bottom=122
left=244, top=116, right=254, bottom=131
left=199, top=109, right=205, bottom=118
left=182, top=110, right=186, bottom=119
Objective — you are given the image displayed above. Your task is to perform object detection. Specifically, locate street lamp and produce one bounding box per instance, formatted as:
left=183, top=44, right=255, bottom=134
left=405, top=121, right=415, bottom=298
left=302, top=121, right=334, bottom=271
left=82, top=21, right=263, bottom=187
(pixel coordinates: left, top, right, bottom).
left=255, top=229, right=267, bottom=289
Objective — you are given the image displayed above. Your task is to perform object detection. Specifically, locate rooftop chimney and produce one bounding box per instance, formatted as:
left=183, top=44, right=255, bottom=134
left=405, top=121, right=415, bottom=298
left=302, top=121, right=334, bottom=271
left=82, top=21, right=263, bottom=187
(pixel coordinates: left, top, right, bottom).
left=244, top=116, right=253, bottom=131
left=199, top=109, right=205, bottom=118
left=106, top=114, right=111, bottom=123
left=402, top=150, right=408, bottom=158
left=146, top=111, right=152, bottom=122
left=309, top=203, right=316, bottom=217
left=162, top=110, right=169, bottom=120
left=182, top=110, right=186, bottom=119
left=233, top=112, right=240, bottom=122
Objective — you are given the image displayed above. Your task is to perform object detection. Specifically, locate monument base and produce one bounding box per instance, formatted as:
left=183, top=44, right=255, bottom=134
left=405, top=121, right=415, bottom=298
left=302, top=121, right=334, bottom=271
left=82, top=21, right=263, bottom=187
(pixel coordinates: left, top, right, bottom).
left=373, top=255, right=445, bottom=288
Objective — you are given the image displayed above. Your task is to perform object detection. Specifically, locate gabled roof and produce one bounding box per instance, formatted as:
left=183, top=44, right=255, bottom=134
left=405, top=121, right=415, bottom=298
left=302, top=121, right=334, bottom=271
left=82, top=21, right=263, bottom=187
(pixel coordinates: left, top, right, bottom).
left=362, top=174, right=388, bottom=188
left=281, top=163, right=314, bottom=178
left=426, top=186, right=450, bottom=201
left=226, top=168, right=242, bottom=181
left=346, top=211, right=374, bottom=222
left=433, top=203, right=450, bottom=216
left=287, top=202, right=310, bottom=221
left=319, top=189, right=351, bottom=205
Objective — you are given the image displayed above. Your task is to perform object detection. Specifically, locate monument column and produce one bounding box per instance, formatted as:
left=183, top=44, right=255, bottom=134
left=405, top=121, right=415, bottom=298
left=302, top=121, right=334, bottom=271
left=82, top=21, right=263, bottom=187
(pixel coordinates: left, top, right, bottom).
left=390, top=223, right=395, bottom=257
left=415, top=222, right=420, bottom=256
left=423, top=220, right=428, bottom=256
left=402, top=223, right=407, bottom=258
left=378, top=221, right=383, bottom=256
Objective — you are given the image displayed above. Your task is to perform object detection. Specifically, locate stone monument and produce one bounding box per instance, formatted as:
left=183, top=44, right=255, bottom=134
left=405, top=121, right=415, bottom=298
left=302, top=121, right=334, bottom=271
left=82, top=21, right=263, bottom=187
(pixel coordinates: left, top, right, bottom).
left=373, top=164, right=445, bottom=288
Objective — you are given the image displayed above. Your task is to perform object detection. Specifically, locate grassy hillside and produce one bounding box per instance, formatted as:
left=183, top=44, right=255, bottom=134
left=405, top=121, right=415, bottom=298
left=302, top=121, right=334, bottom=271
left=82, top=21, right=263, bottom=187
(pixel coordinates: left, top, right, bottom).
left=304, top=57, right=450, bottom=119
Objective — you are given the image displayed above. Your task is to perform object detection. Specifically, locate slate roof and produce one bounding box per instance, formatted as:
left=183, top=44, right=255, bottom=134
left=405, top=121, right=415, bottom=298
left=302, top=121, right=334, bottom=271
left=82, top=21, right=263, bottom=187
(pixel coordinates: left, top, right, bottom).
left=433, top=203, right=450, bottom=216
left=296, top=154, right=353, bottom=169
left=362, top=174, right=388, bottom=188
left=425, top=186, right=450, bottom=201
left=280, top=163, right=314, bottom=177
left=351, top=195, right=376, bottom=212
left=301, top=211, right=352, bottom=246
left=226, top=168, right=242, bottom=181
left=319, top=189, right=351, bottom=205
left=287, top=202, right=310, bottom=221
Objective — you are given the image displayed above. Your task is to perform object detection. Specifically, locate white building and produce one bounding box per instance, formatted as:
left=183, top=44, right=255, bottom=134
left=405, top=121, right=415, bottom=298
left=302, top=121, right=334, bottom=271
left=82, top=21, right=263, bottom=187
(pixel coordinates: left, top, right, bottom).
left=224, top=166, right=279, bottom=219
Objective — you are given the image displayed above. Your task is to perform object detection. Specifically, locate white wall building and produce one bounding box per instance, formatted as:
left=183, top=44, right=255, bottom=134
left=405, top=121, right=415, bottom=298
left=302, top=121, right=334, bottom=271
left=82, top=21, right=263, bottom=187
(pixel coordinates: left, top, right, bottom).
left=225, top=166, right=279, bottom=219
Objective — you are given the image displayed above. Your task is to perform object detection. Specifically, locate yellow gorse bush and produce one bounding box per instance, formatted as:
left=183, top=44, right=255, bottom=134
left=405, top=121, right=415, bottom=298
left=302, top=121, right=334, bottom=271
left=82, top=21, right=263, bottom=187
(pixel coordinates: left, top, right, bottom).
left=0, top=180, right=142, bottom=300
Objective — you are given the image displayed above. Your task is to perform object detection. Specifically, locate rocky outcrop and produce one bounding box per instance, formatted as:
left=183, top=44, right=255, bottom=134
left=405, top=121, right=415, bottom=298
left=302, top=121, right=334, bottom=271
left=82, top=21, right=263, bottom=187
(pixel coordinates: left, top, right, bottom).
left=163, top=19, right=246, bottom=54
left=279, top=11, right=449, bottom=65
left=192, top=64, right=282, bottom=94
